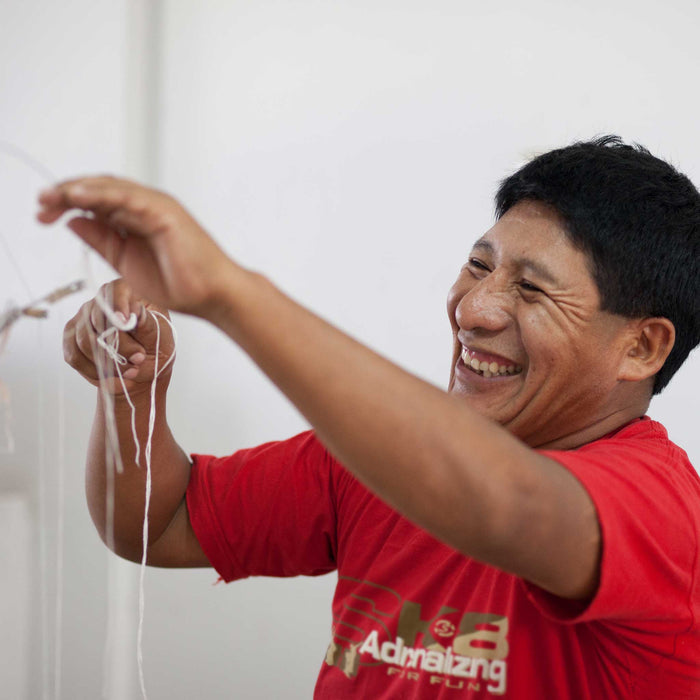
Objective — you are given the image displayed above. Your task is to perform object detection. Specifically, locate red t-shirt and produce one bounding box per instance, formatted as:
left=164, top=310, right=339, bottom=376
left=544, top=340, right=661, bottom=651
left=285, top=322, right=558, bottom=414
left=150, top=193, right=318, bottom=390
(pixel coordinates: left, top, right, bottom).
left=186, top=417, right=700, bottom=698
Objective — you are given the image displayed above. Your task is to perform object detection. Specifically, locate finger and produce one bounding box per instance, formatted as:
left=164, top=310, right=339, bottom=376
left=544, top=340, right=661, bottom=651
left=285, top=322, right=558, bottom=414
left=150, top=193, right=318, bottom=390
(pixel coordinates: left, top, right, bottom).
left=89, top=316, right=147, bottom=363
left=109, top=279, right=140, bottom=320
left=38, top=176, right=129, bottom=220
left=86, top=282, right=171, bottom=359
left=88, top=297, right=107, bottom=335
left=85, top=280, right=142, bottom=334
left=67, top=216, right=128, bottom=271
left=64, top=316, right=100, bottom=382
left=39, top=177, right=173, bottom=239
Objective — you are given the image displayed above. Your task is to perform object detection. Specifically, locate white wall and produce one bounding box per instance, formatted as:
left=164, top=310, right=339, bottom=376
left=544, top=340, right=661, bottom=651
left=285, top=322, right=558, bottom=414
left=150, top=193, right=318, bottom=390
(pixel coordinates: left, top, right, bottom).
left=1, top=1, right=698, bottom=699
left=0, top=2, right=130, bottom=699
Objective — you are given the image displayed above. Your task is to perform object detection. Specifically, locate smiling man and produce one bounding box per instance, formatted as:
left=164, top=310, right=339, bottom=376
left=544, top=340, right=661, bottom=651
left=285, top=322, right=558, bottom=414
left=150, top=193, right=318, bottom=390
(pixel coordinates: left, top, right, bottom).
left=38, top=136, right=700, bottom=698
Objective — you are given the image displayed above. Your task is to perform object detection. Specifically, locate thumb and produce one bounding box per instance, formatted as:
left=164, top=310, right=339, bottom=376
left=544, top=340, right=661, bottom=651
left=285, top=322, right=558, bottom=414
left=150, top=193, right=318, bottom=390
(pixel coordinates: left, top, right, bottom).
left=130, top=304, right=174, bottom=356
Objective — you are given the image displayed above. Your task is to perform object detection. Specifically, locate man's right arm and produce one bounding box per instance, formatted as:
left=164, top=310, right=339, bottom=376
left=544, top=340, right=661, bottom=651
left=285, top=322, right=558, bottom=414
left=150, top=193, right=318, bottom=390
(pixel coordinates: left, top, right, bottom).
left=87, top=388, right=209, bottom=567
left=66, top=282, right=210, bottom=567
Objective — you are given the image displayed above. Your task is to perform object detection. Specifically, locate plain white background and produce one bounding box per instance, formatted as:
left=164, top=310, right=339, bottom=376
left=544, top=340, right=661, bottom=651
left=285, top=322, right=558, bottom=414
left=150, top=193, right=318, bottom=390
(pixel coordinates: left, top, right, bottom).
left=1, top=1, right=699, bottom=698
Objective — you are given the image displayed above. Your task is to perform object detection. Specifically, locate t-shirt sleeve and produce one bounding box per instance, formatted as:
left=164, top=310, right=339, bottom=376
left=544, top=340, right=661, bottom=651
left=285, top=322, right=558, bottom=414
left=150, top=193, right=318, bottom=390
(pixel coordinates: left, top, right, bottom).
left=523, top=433, right=698, bottom=625
left=185, top=431, right=339, bottom=582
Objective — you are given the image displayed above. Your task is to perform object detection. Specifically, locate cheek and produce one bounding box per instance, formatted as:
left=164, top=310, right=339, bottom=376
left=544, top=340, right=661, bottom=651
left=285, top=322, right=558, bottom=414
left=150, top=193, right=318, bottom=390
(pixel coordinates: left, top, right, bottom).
left=520, top=314, right=569, bottom=371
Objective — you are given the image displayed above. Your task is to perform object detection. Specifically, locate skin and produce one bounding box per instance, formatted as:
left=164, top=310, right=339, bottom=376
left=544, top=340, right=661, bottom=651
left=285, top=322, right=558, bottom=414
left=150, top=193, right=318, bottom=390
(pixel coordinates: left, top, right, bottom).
left=37, top=178, right=674, bottom=600
left=446, top=201, right=672, bottom=449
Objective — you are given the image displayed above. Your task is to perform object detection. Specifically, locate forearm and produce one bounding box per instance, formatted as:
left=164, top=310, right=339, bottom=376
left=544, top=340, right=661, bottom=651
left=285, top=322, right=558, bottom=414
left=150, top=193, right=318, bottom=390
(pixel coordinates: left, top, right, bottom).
left=205, top=266, right=532, bottom=559
left=86, top=385, right=191, bottom=562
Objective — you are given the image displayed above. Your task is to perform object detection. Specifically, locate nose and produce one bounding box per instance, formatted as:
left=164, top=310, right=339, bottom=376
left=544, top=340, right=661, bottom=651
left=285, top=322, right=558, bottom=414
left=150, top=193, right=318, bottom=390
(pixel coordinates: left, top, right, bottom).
left=450, top=272, right=512, bottom=333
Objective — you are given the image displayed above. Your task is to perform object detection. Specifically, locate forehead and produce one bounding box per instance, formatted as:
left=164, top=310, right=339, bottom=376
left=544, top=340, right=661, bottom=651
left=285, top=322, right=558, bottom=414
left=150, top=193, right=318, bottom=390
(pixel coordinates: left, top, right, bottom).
left=474, top=200, right=596, bottom=288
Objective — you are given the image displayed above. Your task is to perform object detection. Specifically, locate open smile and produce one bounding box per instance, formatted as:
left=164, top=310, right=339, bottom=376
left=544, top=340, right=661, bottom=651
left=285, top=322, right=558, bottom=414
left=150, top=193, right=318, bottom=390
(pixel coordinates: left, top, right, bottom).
left=459, top=345, right=523, bottom=379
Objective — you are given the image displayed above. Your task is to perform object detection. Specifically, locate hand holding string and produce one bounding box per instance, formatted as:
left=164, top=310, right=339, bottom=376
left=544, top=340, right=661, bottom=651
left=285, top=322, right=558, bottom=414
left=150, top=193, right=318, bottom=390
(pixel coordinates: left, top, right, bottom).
left=63, top=279, right=176, bottom=398
left=37, top=176, right=236, bottom=317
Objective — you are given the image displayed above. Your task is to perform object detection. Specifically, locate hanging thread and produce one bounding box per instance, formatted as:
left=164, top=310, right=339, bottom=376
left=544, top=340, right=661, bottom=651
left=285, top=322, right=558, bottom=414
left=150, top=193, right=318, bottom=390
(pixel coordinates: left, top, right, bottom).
left=0, top=142, right=173, bottom=700
left=92, top=300, right=177, bottom=700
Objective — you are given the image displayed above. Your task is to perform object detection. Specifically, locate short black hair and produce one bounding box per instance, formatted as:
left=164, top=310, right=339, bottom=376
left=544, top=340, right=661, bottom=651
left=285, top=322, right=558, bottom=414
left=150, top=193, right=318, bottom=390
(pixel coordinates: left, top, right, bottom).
left=495, top=135, right=700, bottom=394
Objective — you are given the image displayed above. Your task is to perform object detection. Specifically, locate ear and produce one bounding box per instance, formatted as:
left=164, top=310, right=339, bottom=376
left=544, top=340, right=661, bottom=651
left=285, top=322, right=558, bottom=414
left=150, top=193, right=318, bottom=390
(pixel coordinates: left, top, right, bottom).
left=618, top=317, right=675, bottom=383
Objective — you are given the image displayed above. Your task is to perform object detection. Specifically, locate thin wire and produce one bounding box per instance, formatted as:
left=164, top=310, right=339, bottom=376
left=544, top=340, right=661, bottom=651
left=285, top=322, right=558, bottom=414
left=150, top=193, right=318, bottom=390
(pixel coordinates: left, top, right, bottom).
left=0, top=143, right=92, bottom=700
left=0, top=142, right=67, bottom=700
left=0, top=141, right=56, bottom=300
left=0, top=227, right=35, bottom=300
left=54, top=359, right=65, bottom=700
left=0, top=141, right=59, bottom=183
left=36, top=322, right=49, bottom=700
left=0, top=142, right=179, bottom=700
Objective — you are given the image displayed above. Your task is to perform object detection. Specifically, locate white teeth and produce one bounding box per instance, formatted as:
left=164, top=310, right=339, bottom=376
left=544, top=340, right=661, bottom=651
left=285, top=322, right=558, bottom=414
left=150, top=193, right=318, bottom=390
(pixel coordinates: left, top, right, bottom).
left=461, top=346, right=522, bottom=378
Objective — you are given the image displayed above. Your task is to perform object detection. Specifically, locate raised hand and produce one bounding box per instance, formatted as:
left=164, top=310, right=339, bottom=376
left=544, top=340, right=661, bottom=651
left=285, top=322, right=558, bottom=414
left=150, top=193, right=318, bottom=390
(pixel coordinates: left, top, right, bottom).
left=63, top=279, right=175, bottom=397
left=37, top=176, right=237, bottom=316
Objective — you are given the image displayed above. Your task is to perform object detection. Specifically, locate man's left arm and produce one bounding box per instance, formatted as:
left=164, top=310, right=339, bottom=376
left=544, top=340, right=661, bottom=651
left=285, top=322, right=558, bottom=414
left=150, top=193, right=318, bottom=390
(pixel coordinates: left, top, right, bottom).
left=205, top=268, right=601, bottom=600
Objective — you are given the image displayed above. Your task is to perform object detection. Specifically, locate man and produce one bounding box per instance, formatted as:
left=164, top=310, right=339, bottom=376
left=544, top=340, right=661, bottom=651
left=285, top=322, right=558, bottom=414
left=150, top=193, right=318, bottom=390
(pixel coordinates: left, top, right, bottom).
left=38, top=136, right=700, bottom=697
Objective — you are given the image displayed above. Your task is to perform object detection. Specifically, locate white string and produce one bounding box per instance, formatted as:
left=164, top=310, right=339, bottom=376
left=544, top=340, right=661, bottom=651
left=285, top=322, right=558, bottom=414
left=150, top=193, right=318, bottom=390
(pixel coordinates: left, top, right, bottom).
left=0, top=143, right=133, bottom=700
left=92, top=303, right=176, bottom=700
left=54, top=361, right=65, bottom=700
left=95, top=292, right=138, bottom=334
left=37, top=320, right=50, bottom=700
left=0, top=143, right=78, bottom=699
left=135, top=313, right=158, bottom=700
left=0, top=143, right=179, bottom=700
left=95, top=310, right=141, bottom=470
left=137, top=309, right=176, bottom=700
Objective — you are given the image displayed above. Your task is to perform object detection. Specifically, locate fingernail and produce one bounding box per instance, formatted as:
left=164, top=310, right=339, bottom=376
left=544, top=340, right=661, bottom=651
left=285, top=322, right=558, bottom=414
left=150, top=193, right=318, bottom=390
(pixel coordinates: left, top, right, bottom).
left=129, top=352, right=146, bottom=365
left=123, top=368, right=138, bottom=379
left=68, top=184, right=87, bottom=197
left=114, top=311, right=127, bottom=324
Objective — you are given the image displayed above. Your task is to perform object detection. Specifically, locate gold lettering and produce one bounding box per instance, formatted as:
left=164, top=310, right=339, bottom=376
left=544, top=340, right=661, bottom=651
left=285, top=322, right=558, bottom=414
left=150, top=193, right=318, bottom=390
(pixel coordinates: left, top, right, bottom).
left=324, top=639, right=361, bottom=679
left=453, top=613, right=509, bottom=660
left=342, top=643, right=360, bottom=679
left=324, top=641, right=339, bottom=666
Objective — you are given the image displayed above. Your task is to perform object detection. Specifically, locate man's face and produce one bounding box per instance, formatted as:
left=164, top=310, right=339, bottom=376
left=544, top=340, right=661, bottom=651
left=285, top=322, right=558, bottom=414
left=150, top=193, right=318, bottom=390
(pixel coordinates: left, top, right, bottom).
left=447, top=200, right=633, bottom=448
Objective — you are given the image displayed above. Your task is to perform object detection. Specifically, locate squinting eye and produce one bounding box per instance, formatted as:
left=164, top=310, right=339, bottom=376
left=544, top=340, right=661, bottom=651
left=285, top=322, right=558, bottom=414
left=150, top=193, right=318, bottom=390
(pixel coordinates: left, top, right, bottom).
left=519, top=281, right=543, bottom=293
left=468, top=258, right=490, bottom=271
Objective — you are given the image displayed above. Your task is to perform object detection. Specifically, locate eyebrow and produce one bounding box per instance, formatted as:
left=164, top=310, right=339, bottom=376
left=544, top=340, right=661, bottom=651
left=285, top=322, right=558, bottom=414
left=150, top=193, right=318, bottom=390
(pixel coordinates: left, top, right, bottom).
left=470, top=239, right=562, bottom=287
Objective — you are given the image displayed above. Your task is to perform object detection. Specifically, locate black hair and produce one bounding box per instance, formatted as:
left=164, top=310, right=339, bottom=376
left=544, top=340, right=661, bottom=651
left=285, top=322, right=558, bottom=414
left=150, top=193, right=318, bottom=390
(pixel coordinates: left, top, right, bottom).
left=495, top=135, right=700, bottom=394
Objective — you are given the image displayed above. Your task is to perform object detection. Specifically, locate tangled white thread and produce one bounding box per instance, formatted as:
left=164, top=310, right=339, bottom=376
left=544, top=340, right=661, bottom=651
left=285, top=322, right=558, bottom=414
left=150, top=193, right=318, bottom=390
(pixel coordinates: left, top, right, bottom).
left=94, top=293, right=177, bottom=700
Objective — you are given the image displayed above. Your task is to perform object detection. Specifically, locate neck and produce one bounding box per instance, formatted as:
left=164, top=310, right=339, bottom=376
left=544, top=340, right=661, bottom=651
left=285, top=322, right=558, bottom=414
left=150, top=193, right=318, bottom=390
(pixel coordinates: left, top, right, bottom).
left=535, top=406, right=646, bottom=450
